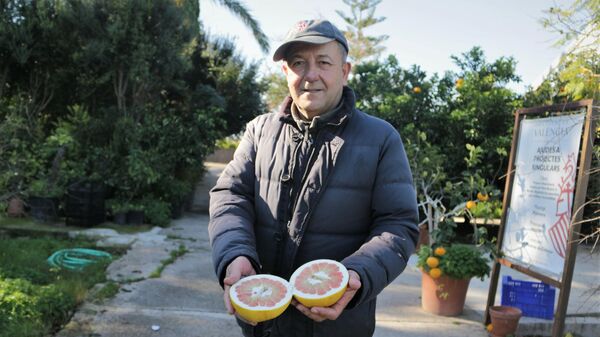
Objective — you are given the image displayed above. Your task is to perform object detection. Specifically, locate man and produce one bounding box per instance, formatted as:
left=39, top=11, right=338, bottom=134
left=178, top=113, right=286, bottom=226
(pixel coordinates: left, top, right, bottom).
left=209, top=19, right=418, bottom=337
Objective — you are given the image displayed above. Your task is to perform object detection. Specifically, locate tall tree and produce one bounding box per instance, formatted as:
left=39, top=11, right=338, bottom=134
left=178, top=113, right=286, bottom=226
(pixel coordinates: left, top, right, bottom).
left=201, top=0, right=270, bottom=54
left=262, top=70, right=289, bottom=112
left=541, top=0, right=599, bottom=50
left=447, top=47, right=521, bottom=182
left=539, top=0, right=599, bottom=101
left=540, top=0, right=600, bottom=243
left=336, top=0, right=388, bottom=65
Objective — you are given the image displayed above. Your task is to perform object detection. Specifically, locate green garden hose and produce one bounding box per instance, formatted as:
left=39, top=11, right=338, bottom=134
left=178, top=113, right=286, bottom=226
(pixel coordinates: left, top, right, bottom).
left=47, top=248, right=112, bottom=271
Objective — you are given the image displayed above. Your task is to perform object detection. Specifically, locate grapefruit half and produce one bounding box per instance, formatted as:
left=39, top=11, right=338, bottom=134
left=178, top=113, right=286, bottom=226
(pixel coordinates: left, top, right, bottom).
left=229, top=274, right=293, bottom=323
left=290, top=259, right=349, bottom=308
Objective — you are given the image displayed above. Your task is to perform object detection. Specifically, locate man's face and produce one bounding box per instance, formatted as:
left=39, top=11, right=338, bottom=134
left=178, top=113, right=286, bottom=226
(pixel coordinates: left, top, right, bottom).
left=283, top=41, right=351, bottom=119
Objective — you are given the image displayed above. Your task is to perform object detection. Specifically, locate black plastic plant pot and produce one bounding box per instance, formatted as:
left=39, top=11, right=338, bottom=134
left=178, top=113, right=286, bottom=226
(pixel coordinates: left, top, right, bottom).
left=28, top=196, right=60, bottom=222
left=113, top=212, right=127, bottom=225
left=127, top=210, right=144, bottom=225
left=64, top=181, right=106, bottom=227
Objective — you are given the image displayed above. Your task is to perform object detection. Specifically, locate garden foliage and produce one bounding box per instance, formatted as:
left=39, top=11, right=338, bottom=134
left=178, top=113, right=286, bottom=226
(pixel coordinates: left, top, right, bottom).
left=350, top=47, right=519, bottom=218
left=0, top=0, right=266, bottom=225
left=0, top=236, right=114, bottom=337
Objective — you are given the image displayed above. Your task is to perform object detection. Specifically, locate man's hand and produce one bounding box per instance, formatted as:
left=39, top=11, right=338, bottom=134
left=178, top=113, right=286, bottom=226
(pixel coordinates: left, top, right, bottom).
left=292, top=269, right=361, bottom=322
left=223, top=256, right=257, bottom=324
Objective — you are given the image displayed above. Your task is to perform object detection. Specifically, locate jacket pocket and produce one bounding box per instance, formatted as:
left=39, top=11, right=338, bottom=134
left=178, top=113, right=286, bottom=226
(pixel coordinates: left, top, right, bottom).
left=255, top=225, right=281, bottom=274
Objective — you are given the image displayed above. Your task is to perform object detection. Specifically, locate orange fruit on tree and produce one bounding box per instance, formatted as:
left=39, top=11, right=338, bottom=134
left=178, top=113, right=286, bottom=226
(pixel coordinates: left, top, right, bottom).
left=429, top=268, right=442, bottom=279
left=434, top=247, right=446, bottom=256
left=466, top=200, right=477, bottom=209
left=455, top=78, right=464, bottom=89
left=426, top=256, right=439, bottom=268
left=413, top=86, right=421, bottom=94
left=477, top=192, right=489, bottom=202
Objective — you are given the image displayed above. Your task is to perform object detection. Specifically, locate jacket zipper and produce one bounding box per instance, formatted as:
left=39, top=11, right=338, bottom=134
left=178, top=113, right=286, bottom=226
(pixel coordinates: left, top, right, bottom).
left=288, top=129, right=319, bottom=225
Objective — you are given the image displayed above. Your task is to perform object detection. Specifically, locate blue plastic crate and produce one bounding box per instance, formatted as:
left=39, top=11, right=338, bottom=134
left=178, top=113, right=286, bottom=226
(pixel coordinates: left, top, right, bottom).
left=501, top=275, right=556, bottom=320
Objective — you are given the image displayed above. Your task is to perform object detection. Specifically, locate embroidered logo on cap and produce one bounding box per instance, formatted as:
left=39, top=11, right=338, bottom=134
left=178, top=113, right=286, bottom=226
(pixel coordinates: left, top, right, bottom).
left=294, top=20, right=310, bottom=33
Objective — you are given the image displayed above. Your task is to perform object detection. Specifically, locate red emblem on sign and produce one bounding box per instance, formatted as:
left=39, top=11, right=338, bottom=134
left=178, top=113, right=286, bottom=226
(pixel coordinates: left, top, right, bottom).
left=548, top=152, right=576, bottom=258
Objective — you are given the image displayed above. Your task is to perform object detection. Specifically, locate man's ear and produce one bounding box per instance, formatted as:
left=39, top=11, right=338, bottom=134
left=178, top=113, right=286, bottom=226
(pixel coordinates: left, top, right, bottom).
left=342, top=62, right=352, bottom=84
left=282, top=62, right=288, bottom=76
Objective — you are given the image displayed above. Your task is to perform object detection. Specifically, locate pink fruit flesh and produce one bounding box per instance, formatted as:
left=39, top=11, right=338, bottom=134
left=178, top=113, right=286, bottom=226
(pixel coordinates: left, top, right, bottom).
left=235, top=277, right=286, bottom=307
left=294, top=262, right=344, bottom=294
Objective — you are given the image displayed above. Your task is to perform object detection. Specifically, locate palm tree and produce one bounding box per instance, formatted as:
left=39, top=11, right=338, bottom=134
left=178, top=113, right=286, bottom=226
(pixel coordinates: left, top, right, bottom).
left=201, top=0, right=270, bottom=54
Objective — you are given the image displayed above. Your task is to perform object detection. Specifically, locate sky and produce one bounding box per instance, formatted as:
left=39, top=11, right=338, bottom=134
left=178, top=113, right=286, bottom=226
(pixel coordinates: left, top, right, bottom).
left=199, top=0, right=572, bottom=93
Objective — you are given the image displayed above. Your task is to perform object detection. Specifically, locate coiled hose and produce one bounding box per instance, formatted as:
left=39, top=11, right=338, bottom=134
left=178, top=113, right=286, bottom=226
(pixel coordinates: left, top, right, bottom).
left=47, top=248, right=112, bottom=271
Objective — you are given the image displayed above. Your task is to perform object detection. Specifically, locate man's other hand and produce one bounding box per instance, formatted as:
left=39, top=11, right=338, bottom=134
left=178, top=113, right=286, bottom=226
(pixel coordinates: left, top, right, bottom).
left=292, top=269, right=361, bottom=322
left=223, top=256, right=257, bottom=324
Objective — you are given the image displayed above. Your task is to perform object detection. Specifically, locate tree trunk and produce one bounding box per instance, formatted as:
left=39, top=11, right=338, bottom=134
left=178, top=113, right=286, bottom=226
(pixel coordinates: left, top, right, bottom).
left=0, top=65, right=8, bottom=98
left=27, top=71, right=54, bottom=117
left=114, top=66, right=128, bottom=115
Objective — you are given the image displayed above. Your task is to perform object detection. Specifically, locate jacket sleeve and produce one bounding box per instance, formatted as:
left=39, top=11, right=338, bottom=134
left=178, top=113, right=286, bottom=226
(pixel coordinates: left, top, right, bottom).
left=342, top=127, right=419, bottom=307
left=208, top=119, right=262, bottom=287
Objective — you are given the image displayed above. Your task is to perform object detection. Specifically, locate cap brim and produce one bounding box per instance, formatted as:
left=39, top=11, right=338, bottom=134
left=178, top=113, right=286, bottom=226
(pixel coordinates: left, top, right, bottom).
left=272, top=36, right=335, bottom=61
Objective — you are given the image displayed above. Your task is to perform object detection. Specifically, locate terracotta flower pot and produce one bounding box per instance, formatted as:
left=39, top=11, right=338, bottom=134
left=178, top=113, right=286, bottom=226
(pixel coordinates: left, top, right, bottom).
left=421, top=270, right=470, bottom=316
left=489, top=305, right=522, bottom=337
left=7, top=196, right=25, bottom=217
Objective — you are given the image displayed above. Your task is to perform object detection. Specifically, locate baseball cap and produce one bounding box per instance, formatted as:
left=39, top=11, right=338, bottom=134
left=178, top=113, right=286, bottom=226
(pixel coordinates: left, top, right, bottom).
left=272, top=20, right=349, bottom=61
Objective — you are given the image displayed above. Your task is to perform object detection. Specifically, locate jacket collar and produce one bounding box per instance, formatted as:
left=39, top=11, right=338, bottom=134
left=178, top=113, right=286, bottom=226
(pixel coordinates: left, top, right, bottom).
left=278, top=86, right=355, bottom=128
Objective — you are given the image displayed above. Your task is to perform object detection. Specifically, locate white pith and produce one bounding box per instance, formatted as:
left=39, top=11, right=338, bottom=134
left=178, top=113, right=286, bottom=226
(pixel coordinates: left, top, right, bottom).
left=230, top=274, right=293, bottom=310
left=290, top=259, right=349, bottom=299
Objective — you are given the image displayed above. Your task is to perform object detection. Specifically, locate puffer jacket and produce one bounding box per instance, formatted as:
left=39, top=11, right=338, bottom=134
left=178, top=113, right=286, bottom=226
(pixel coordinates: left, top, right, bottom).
left=209, top=87, right=418, bottom=337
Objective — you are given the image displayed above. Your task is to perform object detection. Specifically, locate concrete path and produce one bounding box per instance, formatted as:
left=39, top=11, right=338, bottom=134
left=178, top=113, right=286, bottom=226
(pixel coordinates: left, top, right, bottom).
left=190, top=163, right=227, bottom=213
left=55, top=163, right=599, bottom=337
left=57, top=214, right=241, bottom=337
left=57, top=214, right=491, bottom=337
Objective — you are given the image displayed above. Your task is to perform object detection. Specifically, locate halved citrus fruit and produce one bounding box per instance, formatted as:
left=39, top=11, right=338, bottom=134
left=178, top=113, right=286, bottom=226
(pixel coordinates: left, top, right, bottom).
left=290, top=259, right=349, bottom=308
left=229, top=274, right=293, bottom=323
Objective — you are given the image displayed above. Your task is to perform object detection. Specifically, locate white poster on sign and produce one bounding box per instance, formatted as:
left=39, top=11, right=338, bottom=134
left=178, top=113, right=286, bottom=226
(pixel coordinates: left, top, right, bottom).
left=502, top=113, right=585, bottom=279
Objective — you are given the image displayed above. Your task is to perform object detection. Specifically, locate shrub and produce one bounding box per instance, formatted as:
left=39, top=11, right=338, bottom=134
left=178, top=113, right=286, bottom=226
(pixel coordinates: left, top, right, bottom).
left=142, top=198, right=171, bottom=227
left=215, top=136, right=241, bottom=150
left=0, top=236, right=114, bottom=336
left=469, top=199, right=503, bottom=219
left=0, top=278, right=75, bottom=336
left=417, top=243, right=491, bottom=281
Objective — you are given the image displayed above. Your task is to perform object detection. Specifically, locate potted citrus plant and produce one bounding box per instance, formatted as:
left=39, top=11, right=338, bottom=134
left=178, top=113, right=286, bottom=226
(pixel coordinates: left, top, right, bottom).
left=463, top=192, right=503, bottom=225
left=417, top=218, right=498, bottom=316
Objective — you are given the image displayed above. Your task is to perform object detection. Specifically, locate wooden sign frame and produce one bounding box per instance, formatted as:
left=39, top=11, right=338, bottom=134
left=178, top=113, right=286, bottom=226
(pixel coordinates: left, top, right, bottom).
left=485, top=99, right=597, bottom=337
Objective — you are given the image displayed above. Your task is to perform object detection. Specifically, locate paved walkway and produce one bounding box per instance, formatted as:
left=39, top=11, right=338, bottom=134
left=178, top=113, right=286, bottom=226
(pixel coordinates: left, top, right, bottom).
left=55, top=163, right=599, bottom=337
